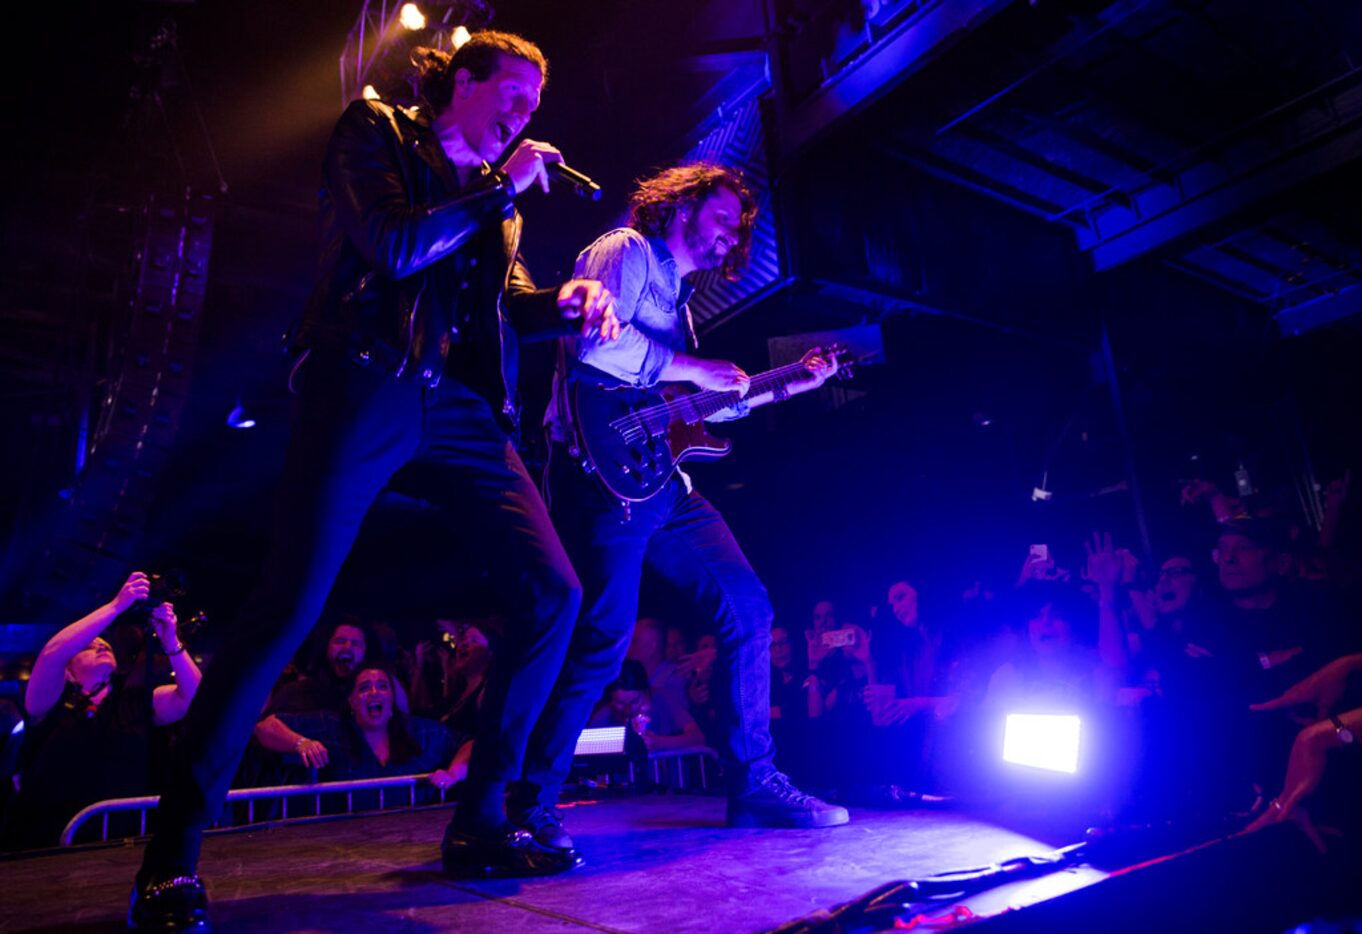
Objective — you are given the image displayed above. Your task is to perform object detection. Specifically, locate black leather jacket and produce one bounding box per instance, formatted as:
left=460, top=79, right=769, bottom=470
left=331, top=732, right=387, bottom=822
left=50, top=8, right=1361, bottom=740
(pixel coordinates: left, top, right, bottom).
left=295, top=98, right=570, bottom=433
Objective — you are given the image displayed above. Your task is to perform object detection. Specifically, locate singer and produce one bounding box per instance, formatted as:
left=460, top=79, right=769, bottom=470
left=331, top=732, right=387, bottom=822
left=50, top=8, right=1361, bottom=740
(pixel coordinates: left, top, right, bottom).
left=128, top=30, right=622, bottom=931
left=507, top=163, right=848, bottom=865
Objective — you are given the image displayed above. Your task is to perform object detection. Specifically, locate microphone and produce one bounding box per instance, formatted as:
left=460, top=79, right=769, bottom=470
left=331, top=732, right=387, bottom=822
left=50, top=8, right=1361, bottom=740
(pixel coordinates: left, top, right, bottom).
left=547, top=161, right=603, bottom=201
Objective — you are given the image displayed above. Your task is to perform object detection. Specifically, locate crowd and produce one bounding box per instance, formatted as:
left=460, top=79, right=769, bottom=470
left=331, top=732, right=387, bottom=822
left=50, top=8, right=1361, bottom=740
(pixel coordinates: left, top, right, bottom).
left=1, top=471, right=1357, bottom=851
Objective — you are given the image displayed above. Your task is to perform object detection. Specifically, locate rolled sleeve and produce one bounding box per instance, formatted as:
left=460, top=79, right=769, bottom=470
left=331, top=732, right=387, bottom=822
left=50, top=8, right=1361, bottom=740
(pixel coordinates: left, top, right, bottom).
left=573, top=230, right=675, bottom=386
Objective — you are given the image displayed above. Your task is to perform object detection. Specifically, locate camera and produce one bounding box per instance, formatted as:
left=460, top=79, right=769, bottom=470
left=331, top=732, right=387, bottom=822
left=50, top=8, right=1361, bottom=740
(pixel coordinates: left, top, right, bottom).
left=129, top=570, right=190, bottom=626
left=146, top=570, right=189, bottom=604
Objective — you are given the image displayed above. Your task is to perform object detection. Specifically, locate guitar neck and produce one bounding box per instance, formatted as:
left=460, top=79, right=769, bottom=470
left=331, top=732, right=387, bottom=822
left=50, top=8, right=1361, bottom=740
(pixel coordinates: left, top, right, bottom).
left=687, top=361, right=813, bottom=420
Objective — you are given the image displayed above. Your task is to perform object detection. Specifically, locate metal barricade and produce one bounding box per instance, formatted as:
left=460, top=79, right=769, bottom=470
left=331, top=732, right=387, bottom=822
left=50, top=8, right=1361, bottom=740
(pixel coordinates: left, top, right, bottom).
left=60, top=773, right=449, bottom=846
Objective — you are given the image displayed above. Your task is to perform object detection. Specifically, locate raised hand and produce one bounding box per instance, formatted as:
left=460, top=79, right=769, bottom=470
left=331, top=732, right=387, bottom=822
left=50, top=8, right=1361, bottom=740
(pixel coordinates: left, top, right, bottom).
left=1179, top=479, right=1219, bottom=506
left=149, top=602, right=180, bottom=651
left=112, top=572, right=151, bottom=614
left=1084, top=532, right=1124, bottom=589
left=677, top=645, right=717, bottom=676
left=805, top=629, right=831, bottom=668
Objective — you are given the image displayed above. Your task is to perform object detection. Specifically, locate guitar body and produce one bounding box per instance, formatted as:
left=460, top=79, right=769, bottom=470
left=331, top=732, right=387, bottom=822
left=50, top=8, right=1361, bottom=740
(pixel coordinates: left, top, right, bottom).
left=571, top=379, right=733, bottom=502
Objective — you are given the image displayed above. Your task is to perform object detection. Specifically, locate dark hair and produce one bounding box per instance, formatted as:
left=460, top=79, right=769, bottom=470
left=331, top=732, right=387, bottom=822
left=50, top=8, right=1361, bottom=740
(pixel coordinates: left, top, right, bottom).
left=413, top=31, right=548, bottom=116
left=312, top=615, right=374, bottom=675
left=1014, top=581, right=1097, bottom=647
left=627, top=163, right=758, bottom=282
left=609, top=658, right=651, bottom=695
left=348, top=665, right=423, bottom=765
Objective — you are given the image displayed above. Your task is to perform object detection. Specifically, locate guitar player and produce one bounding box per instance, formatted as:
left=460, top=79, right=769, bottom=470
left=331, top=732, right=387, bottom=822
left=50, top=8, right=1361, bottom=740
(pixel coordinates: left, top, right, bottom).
left=509, top=163, right=847, bottom=863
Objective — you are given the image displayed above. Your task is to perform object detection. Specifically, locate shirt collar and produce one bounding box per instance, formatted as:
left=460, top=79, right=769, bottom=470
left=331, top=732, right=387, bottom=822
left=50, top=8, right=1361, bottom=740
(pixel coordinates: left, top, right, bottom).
left=646, top=236, right=696, bottom=305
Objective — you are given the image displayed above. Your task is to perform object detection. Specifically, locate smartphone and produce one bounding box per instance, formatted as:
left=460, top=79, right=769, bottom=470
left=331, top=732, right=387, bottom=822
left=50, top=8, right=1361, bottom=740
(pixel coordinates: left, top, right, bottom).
left=822, top=627, right=856, bottom=648
left=1028, top=544, right=1049, bottom=563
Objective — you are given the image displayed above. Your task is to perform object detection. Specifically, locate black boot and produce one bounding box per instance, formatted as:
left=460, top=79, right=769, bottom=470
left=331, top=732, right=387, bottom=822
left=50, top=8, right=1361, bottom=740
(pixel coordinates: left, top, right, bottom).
left=510, top=804, right=577, bottom=853
left=441, top=823, right=583, bottom=878
left=127, top=874, right=211, bottom=931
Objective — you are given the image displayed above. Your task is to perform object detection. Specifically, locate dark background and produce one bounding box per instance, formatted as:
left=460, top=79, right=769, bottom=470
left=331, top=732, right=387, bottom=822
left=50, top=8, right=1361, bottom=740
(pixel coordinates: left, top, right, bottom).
left=2, top=0, right=1359, bottom=656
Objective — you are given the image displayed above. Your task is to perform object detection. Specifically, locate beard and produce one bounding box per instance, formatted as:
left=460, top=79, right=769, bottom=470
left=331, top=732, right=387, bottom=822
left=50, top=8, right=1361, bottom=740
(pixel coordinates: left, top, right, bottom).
left=682, top=214, right=727, bottom=272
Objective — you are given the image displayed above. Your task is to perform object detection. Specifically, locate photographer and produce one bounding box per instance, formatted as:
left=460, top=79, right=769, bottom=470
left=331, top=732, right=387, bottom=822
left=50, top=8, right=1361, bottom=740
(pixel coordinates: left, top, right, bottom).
left=0, top=572, right=202, bottom=849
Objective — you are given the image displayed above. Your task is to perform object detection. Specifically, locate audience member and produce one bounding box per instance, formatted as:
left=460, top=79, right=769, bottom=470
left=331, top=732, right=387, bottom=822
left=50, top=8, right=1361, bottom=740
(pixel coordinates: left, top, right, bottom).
left=985, top=582, right=1106, bottom=710
left=439, top=620, right=492, bottom=739
left=804, top=600, right=873, bottom=722
left=626, top=618, right=690, bottom=728
left=664, top=624, right=688, bottom=667
left=268, top=666, right=469, bottom=806
left=1, top=573, right=202, bottom=849
left=590, top=659, right=705, bottom=753
left=770, top=626, right=819, bottom=722
left=254, top=617, right=372, bottom=760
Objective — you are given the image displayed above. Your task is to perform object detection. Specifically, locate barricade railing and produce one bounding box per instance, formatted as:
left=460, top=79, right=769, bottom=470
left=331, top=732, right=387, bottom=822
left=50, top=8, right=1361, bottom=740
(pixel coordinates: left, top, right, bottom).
left=60, top=773, right=448, bottom=846
left=61, top=746, right=721, bottom=846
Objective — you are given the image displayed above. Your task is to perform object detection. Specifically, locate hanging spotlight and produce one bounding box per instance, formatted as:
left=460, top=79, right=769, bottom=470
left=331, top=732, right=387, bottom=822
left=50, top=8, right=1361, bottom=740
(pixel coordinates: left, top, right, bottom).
left=362, top=84, right=381, bottom=101
left=451, top=25, right=472, bottom=48
left=399, top=3, right=426, bottom=30
left=226, top=401, right=256, bottom=430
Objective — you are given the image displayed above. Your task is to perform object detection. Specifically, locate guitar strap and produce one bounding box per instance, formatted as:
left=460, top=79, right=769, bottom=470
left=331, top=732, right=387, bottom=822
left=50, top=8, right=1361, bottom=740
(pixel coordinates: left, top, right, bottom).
left=553, top=338, right=583, bottom=460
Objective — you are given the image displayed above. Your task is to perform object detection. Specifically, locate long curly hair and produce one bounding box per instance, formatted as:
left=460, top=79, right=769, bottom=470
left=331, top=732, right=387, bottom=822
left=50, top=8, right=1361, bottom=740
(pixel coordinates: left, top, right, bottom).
left=412, top=30, right=548, bottom=116
left=627, top=163, right=758, bottom=282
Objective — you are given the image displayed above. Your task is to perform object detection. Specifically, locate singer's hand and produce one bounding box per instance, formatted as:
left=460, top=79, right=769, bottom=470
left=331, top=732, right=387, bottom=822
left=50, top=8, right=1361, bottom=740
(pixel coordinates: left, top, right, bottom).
left=501, top=139, right=563, bottom=195
left=557, top=279, right=620, bottom=341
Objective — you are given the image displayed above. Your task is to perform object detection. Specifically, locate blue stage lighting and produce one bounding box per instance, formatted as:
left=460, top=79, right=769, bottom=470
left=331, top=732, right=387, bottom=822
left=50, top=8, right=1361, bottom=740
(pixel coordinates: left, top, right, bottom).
left=1003, top=713, right=1080, bottom=774
left=226, top=401, right=256, bottom=430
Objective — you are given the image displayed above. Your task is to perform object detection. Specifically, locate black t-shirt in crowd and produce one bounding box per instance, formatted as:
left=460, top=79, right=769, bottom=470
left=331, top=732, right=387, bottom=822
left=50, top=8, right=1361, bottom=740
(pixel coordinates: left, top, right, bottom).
left=1, top=675, right=155, bottom=849
left=264, top=669, right=351, bottom=717
left=1165, top=584, right=1357, bottom=708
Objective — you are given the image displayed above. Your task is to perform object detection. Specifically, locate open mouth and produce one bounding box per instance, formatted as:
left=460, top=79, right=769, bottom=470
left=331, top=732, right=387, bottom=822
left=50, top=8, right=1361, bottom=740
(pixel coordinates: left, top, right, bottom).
left=365, top=701, right=385, bottom=717
left=493, top=120, right=514, bottom=145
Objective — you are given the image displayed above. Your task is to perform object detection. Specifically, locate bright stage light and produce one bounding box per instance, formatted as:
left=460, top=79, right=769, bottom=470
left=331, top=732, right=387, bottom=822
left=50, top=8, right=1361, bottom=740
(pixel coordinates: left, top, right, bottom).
left=1003, top=713, right=1080, bottom=773
left=399, top=3, right=426, bottom=30
left=573, top=726, right=627, bottom=756
left=451, top=25, right=472, bottom=49
left=362, top=84, right=381, bottom=101
left=226, top=402, right=256, bottom=430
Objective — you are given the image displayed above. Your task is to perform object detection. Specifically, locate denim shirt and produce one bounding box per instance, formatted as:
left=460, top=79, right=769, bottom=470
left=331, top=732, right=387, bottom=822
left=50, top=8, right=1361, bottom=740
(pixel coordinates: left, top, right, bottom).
left=546, top=228, right=745, bottom=443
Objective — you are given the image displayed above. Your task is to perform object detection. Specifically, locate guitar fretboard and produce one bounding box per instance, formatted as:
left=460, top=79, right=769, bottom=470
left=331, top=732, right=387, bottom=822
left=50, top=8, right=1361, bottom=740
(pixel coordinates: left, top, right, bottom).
left=611, top=360, right=816, bottom=442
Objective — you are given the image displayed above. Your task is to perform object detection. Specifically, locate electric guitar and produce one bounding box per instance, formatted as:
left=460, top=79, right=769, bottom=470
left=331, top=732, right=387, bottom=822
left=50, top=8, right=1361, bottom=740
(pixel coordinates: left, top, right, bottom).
left=570, top=346, right=846, bottom=502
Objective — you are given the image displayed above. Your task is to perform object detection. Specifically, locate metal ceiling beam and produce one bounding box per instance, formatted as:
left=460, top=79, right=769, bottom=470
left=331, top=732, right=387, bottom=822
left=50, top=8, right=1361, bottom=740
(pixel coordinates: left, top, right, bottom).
left=1077, top=68, right=1362, bottom=270
left=1275, top=284, right=1362, bottom=337
left=777, top=0, right=1012, bottom=160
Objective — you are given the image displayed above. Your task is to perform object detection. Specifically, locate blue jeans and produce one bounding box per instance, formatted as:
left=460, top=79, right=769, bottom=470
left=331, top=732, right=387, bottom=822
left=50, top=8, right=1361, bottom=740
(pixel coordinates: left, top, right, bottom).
left=142, top=348, right=580, bottom=874
left=514, top=445, right=777, bottom=809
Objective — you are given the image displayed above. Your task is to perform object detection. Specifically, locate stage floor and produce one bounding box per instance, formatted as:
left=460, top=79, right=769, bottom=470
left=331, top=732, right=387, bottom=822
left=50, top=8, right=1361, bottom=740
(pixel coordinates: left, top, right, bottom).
left=1, top=794, right=1107, bottom=932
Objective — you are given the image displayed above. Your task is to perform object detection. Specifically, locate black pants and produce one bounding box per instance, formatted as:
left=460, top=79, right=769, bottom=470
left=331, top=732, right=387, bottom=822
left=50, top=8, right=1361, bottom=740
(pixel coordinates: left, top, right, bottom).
left=142, top=349, right=581, bottom=874
left=512, top=446, right=777, bottom=811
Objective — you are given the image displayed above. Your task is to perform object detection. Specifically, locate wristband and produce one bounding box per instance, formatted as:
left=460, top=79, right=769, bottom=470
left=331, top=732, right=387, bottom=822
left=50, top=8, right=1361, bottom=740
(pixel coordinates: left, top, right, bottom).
left=165, top=642, right=187, bottom=657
